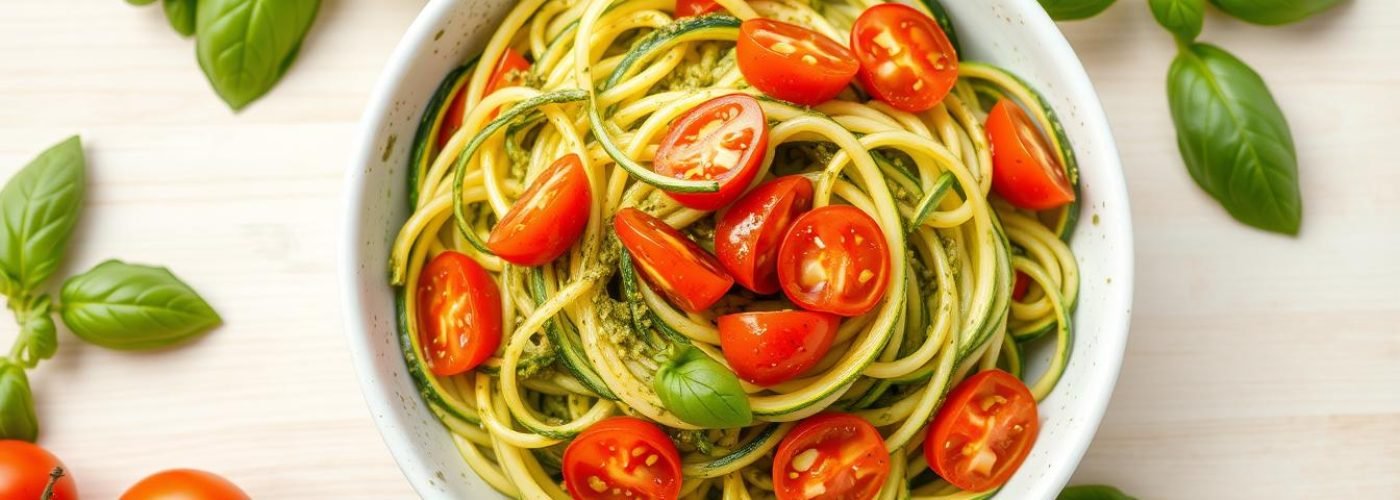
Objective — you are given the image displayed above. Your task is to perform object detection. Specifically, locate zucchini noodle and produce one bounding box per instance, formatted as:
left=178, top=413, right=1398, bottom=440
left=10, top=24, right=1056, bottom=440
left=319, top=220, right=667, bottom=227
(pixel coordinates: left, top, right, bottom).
left=389, top=0, right=1081, bottom=497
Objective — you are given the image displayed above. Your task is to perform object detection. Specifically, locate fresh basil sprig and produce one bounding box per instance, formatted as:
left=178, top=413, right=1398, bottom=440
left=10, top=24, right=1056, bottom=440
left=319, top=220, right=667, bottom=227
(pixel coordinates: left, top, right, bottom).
left=1209, top=0, right=1343, bottom=26
left=60, top=260, right=222, bottom=351
left=0, top=136, right=85, bottom=296
left=1036, top=0, right=1117, bottom=21
left=1058, top=485, right=1137, bottom=500
left=163, top=0, right=197, bottom=37
left=1168, top=43, right=1301, bottom=234
left=11, top=295, right=58, bottom=369
left=1149, top=0, right=1205, bottom=42
left=196, top=0, right=321, bottom=110
left=0, top=361, right=39, bottom=442
left=653, top=346, right=753, bottom=428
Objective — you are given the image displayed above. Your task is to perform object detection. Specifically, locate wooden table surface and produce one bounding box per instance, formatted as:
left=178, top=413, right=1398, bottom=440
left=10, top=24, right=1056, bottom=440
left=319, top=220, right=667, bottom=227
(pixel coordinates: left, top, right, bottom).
left=2, top=1, right=1396, bottom=498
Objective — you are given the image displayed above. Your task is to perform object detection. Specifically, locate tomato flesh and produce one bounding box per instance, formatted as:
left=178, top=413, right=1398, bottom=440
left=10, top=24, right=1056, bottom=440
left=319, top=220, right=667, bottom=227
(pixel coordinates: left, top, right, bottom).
left=0, top=441, right=77, bottom=500
left=416, top=251, right=502, bottom=376
left=615, top=208, right=734, bottom=313
left=925, top=370, right=1040, bottom=492
left=437, top=47, right=531, bottom=149
left=986, top=99, right=1075, bottom=210
left=121, top=469, right=249, bottom=500
left=715, top=176, right=814, bottom=294
left=1011, top=271, right=1030, bottom=301
left=488, top=153, right=592, bottom=266
left=653, top=94, right=769, bottom=210
left=676, top=0, right=723, bottom=17
left=773, top=413, right=890, bottom=500
left=564, top=417, right=682, bottom=500
left=777, top=205, right=890, bottom=317
left=718, top=310, right=839, bottom=386
left=737, top=19, right=859, bottom=105
left=850, top=3, right=959, bottom=112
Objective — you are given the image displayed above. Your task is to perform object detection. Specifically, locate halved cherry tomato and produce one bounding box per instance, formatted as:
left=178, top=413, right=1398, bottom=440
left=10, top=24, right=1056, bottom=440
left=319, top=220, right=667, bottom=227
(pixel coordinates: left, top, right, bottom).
left=850, top=3, right=959, bottom=113
left=676, top=0, right=723, bottom=17
left=1011, top=271, right=1030, bottom=301
left=986, top=99, right=1075, bottom=210
left=773, top=413, right=890, bottom=500
left=653, top=94, right=769, bottom=210
left=436, top=48, right=531, bottom=149
left=564, top=417, right=682, bottom=500
left=121, top=469, right=249, bottom=500
left=615, top=208, right=734, bottom=313
left=924, top=370, right=1040, bottom=492
left=416, top=251, right=502, bottom=376
left=715, top=176, right=813, bottom=294
left=0, top=441, right=77, bottom=500
left=777, top=205, right=890, bottom=317
left=718, top=310, right=839, bottom=386
left=737, top=19, right=859, bottom=106
left=488, top=153, right=591, bottom=266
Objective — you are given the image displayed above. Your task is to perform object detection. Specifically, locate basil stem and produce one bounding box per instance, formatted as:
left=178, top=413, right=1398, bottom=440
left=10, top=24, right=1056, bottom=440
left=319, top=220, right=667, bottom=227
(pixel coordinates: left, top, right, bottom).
left=0, top=360, right=39, bottom=442
left=1036, top=0, right=1117, bottom=21
left=1058, top=485, right=1137, bottom=500
left=653, top=346, right=752, bottom=428
left=9, top=295, right=57, bottom=369
left=196, top=0, right=321, bottom=110
left=1149, top=0, right=1205, bottom=42
left=60, top=260, right=222, bottom=351
left=1209, top=0, right=1344, bottom=26
left=0, top=136, right=85, bottom=297
left=1167, top=43, right=1303, bottom=235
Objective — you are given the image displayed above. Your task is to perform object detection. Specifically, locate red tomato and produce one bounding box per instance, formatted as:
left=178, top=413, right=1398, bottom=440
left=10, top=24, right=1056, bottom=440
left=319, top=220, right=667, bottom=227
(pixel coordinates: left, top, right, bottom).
left=676, top=0, right=723, bottom=17
left=924, top=370, right=1040, bottom=492
left=121, top=469, right=249, bottom=500
left=986, top=99, right=1075, bottom=210
left=615, top=208, right=733, bottom=313
left=653, top=94, right=769, bottom=210
left=718, top=310, right=839, bottom=386
left=776, top=205, right=890, bottom=317
left=436, top=48, right=531, bottom=149
left=487, top=153, right=591, bottom=266
left=714, top=176, right=814, bottom=294
left=737, top=19, right=859, bottom=106
left=772, top=413, right=890, bottom=500
left=416, top=251, right=502, bottom=376
left=563, top=417, right=682, bottom=500
left=0, top=441, right=77, bottom=500
left=850, top=3, right=959, bottom=113
left=1011, top=271, right=1030, bottom=301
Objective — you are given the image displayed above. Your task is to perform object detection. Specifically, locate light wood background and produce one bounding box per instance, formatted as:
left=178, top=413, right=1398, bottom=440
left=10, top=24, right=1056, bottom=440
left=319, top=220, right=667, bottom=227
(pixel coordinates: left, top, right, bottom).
left=1, top=1, right=1396, bottom=498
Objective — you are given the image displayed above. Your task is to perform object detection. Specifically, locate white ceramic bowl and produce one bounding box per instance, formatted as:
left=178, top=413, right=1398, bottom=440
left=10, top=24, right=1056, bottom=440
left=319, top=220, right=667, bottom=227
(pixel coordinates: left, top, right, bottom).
left=342, top=0, right=1134, bottom=497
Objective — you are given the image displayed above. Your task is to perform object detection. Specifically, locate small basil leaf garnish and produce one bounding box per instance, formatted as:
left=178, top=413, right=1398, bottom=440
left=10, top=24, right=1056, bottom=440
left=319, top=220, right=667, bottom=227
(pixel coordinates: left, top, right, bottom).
left=1208, top=0, right=1343, bottom=26
left=0, top=136, right=85, bottom=296
left=1058, top=485, right=1138, bottom=500
left=1037, top=0, right=1117, bottom=21
left=1149, top=0, right=1205, bottom=42
left=163, top=0, right=197, bottom=37
left=653, top=346, right=752, bottom=428
left=195, top=0, right=321, bottom=110
left=0, top=361, right=39, bottom=442
left=60, top=260, right=222, bottom=351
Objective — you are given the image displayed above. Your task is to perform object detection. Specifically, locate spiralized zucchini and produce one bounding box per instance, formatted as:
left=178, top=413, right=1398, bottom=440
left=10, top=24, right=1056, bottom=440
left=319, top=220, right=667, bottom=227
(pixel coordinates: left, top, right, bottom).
left=389, top=0, right=1081, bottom=497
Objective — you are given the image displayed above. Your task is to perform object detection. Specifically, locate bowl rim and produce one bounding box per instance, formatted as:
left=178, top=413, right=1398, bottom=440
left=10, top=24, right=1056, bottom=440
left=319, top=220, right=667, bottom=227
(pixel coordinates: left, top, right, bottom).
left=340, top=0, right=1134, bottom=498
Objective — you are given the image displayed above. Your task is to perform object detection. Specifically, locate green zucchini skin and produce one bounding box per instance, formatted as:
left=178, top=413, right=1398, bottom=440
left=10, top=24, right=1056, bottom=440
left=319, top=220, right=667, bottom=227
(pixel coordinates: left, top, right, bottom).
left=408, top=59, right=477, bottom=209
left=917, top=0, right=963, bottom=56
left=681, top=423, right=787, bottom=478
left=394, top=289, right=482, bottom=426
left=529, top=269, right=619, bottom=400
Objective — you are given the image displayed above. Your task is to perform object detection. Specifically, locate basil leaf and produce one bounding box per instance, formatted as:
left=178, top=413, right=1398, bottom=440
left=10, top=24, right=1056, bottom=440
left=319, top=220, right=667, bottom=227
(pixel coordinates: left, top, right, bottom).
left=653, top=347, right=752, bottom=428
left=59, top=260, right=222, bottom=350
left=1209, top=0, right=1343, bottom=25
left=12, top=295, right=58, bottom=369
left=0, top=136, right=85, bottom=296
left=163, top=0, right=197, bottom=37
left=1037, top=0, right=1117, bottom=21
left=1058, top=485, right=1137, bottom=500
left=1168, top=43, right=1302, bottom=235
left=0, top=361, right=39, bottom=442
left=195, top=0, right=321, bottom=110
left=127, top=0, right=158, bottom=5
left=1149, top=0, right=1205, bottom=42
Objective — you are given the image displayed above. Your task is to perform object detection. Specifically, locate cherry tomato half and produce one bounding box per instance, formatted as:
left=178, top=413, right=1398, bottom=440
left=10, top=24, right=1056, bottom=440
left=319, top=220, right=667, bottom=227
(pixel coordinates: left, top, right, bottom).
left=121, top=469, right=249, bottom=500
left=653, top=94, right=769, bottom=210
left=718, top=310, right=839, bottom=386
left=850, top=3, right=959, bottom=113
left=737, top=19, right=859, bottom=106
left=615, top=208, right=734, bottom=313
left=925, top=370, right=1040, bottom=492
left=488, top=153, right=592, bottom=266
left=986, top=99, right=1075, bottom=210
left=0, top=441, right=77, bottom=500
left=773, top=413, right=890, bottom=500
left=416, top=251, right=502, bottom=376
left=563, top=417, right=682, bottom=500
left=676, top=0, right=723, bottom=17
left=715, top=176, right=814, bottom=294
left=437, top=47, right=531, bottom=149
left=777, top=205, right=890, bottom=317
